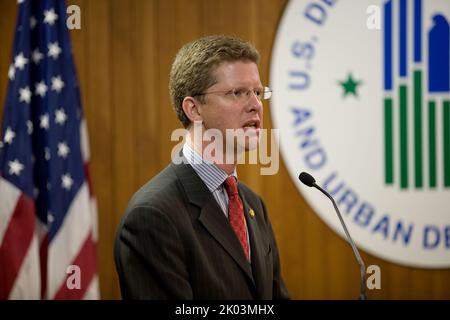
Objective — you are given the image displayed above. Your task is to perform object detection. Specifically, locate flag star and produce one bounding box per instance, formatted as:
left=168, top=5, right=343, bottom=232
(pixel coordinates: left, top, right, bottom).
left=55, top=108, right=67, bottom=125
left=14, top=52, right=28, bottom=70
left=32, top=48, right=44, bottom=64
left=51, top=76, right=65, bottom=93
left=57, top=142, right=70, bottom=158
left=8, top=159, right=24, bottom=176
left=33, top=187, right=39, bottom=198
left=30, top=16, right=37, bottom=29
left=48, top=212, right=54, bottom=224
left=61, top=173, right=74, bottom=191
left=35, top=81, right=48, bottom=97
left=47, top=182, right=51, bottom=190
left=4, top=127, right=16, bottom=144
left=44, top=147, right=51, bottom=160
left=40, top=113, right=49, bottom=130
left=27, top=120, right=33, bottom=134
left=48, top=42, right=62, bottom=59
left=43, top=8, right=58, bottom=26
left=8, top=64, right=15, bottom=80
left=19, top=86, right=32, bottom=104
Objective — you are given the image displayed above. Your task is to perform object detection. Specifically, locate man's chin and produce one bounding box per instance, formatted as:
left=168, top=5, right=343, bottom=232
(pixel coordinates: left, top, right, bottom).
left=220, top=127, right=261, bottom=157
left=242, top=126, right=261, bottom=139
left=239, top=136, right=259, bottom=152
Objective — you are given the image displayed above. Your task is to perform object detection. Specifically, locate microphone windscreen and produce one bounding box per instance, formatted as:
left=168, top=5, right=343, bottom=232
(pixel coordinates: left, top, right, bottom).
left=298, top=172, right=316, bottom=187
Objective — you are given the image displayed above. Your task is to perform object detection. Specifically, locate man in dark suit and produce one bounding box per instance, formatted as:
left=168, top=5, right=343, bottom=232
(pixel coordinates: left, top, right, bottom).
left=114, top=35, right=289, bottom=299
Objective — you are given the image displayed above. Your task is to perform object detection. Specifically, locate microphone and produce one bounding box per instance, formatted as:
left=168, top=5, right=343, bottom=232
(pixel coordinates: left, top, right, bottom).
left=299, top=172, right=367, bottom=300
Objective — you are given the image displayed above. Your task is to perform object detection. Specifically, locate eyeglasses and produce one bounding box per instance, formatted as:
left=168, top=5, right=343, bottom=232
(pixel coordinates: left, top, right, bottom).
left=194, top=86, right=272, bottom=102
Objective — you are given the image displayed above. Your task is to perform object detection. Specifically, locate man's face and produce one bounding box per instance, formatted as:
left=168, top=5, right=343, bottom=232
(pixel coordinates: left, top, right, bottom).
left=197, top=61, right=264, bottom=153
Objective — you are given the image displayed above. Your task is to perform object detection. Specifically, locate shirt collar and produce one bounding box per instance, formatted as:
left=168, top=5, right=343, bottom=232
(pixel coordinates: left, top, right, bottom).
left=182, top=142, right=237, bottom=192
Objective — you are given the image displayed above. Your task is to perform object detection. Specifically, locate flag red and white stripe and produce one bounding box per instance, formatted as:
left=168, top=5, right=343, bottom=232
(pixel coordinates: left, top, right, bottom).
left=0, top=0, right=99, bottom=300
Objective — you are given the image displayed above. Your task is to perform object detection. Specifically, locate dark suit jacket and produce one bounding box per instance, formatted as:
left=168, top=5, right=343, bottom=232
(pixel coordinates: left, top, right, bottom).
left=114, top=158, right=289, bottom=299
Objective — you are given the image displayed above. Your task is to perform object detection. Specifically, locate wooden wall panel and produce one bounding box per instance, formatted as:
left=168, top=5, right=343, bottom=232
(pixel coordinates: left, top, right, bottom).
left=84, top=0, right=116, bottom=298
left=0, top=1, right=16, bottom=120
left=0, top=0, right=449, bottom=300
left=132, top=0, right=160, bottom=187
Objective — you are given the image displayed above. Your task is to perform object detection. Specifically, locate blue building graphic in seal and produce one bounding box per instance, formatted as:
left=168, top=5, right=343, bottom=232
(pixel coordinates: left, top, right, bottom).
left=383, top=0, right=450, bottom=189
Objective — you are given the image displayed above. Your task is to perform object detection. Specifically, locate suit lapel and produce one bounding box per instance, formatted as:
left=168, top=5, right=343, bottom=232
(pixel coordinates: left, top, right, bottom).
left=172, top=160, right=254, bottom=284
left=239, top=187, right=270, bottom=299
left=198, top=198, right=254, bottom=282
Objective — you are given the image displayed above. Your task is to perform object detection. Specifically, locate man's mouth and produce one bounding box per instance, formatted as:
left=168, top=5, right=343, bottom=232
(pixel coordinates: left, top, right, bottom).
left=242, top=120, right=260, bottom=130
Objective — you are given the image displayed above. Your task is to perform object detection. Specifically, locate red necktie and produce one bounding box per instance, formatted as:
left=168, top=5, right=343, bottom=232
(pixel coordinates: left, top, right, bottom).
left=224, top=176, right=250, bottom=261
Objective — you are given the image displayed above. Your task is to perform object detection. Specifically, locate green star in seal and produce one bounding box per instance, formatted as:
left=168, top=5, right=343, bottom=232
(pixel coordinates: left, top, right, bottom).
left=338, top=73, right=362, bottom=98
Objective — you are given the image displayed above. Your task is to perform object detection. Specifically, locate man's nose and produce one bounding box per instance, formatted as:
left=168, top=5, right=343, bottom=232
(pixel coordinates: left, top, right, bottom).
left=247, top=91, right=263, bottom=111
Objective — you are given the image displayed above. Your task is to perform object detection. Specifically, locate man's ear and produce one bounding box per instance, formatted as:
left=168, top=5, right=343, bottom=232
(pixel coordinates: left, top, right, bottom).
left=182, top=96, right=203, bottom=123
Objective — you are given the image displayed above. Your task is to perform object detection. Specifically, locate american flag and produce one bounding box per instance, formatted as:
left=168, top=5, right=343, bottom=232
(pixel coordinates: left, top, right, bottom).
left=0, top=0, right=99, bottom=299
